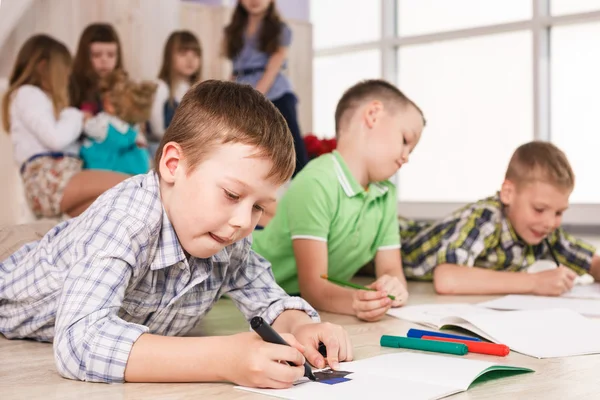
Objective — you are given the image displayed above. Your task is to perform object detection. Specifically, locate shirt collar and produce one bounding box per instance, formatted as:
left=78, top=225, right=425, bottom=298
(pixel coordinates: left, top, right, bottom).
left=331, top=151, right=390, bottom=198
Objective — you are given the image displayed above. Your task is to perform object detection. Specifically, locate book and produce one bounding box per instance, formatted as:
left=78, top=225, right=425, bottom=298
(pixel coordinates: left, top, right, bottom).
left=387, top=304, right=600, bottom=358
left=236, top=352, right=533, bottom=400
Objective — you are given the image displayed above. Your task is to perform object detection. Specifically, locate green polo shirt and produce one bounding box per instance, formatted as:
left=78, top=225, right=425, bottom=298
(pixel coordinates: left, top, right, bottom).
left=252, top=151, right=401, bottom=294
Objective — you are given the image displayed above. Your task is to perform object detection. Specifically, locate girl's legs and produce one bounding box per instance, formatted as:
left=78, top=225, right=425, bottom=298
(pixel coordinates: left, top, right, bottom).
left=271, top=93, right=309, bottom=177
left=60, top=170, right=128, bottom=217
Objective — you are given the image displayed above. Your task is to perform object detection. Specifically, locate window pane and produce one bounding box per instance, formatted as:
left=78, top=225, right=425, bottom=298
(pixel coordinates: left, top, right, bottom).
left=551, top=22, right=600, bottom=203
left=551, top=0, right=600, bottom=15
left=310, top=0, right=381, bottom=49
left=397, top=31, right=533, bottom=202
left=313, top=50, right=381, bottom=138
left=397, top=0, right=532, bottom=36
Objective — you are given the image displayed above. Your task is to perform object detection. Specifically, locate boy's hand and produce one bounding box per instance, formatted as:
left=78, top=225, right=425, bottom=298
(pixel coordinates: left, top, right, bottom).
left=532, top=266, right=577, bottom=296
left=352, top=288, right=392, bottom=322
left=223, top=332, right=306, bottom=389
left=291, top=322, right=353, bottom=370
left=369, top=274, right=409, bottom=307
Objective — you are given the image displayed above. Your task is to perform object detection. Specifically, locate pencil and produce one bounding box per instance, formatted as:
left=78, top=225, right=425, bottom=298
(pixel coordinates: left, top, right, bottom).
left=320, top=274, right=396, bottom=300
left=544, top=238, right=560, bottom=266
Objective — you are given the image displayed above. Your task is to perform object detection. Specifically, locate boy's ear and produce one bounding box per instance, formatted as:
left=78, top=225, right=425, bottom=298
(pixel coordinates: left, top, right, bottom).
left=363, top=100, right=384, bottom=129
left=159, top=142, right=185, bottom=184
left=500, top=179, right=516, bottom=205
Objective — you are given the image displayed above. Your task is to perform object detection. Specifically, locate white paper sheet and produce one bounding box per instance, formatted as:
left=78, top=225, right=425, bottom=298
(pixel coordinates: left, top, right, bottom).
left=563, top=283, right=600, bottom=299
left=388, top=303, right=600, bottom=358
left=479, top=294, right=600, bottom=317
left=235, top=353, right=530, bottom=400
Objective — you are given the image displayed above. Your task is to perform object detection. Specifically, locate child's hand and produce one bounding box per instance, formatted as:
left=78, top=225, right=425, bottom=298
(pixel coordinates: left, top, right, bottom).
left=351, top=288, right=392, bottom=322
left=135, top=133, right=148, bottom=148
left=82, top=111, right=94, bottom=123
left=291, top=322, right=353, bottom=370
left=369, top=274, right=409, bottom=307
left=532, top=266, right=577, bottom=296
left=223, top=331, right=306, bottom=388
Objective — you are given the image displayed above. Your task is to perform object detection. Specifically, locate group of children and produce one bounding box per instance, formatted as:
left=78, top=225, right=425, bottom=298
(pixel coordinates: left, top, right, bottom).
left=1, top=0, right=600, bottom=391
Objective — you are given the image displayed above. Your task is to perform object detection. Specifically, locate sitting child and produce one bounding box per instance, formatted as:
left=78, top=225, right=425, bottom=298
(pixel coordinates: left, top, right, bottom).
left=252, top=80, right=425, bottom=322
left=400, top=141, right=600, bottom=296
left=0, top=80, right=351, bottom=386
left=80, top=71, right=156, bottom=175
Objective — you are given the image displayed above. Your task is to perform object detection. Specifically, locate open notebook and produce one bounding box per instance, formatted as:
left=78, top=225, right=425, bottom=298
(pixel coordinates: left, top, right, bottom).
left=387, top=304, right=600, bottom=358
left=478, top=294, right=600, bottom=317
left=236, top=353, right=532, bottom=400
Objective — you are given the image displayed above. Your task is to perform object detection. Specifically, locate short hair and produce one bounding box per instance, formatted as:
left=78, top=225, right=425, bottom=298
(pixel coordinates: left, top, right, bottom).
left=505, top=141, right=574, bottom=191
left=334, top=79, right=425, bottom=135
left=155, top=80, right=295, bottom=184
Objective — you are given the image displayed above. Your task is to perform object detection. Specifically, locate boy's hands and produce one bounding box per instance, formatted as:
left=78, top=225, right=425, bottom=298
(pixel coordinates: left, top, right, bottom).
left=223, top=332, right=306, bottom=389
left=352, top=275, right=408, bottom=322
left=532, top=266, right=577, bottom=296
left=291, top=322, right=353, bottom=370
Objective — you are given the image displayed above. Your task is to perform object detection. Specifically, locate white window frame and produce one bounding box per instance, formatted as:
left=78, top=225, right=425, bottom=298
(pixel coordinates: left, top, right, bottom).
left=313, top=0, right=600, bottom=231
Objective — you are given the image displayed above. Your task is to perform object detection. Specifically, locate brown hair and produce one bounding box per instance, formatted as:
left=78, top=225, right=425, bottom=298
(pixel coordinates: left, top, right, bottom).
left=100, top=71, right=157, bottom=125
left=2, top=34, right=72, bottom=132
left=505, top=141, right=575, bottom=190
left=155, top=80, right=295, bottom=184
left=334, top=79, right=425, bottom=136
left=158, top=30, right=202, bottom=104
left=224, top=1, right=283, bottom=59
left=69, top=23, right=124, bottom=107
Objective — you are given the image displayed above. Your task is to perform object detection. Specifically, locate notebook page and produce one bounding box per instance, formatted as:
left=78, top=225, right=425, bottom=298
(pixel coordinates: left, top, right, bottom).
left=563, top=283, right=600, bottom=300
left=479, top=294, right=600, bottom=317
left=456, top=308, right=600, bottom=358
left=386, top=303, right=493, bottom=328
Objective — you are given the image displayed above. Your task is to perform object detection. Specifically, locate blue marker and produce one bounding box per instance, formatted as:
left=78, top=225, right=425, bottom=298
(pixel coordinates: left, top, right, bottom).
left=407, top=328, right=481, bottom=342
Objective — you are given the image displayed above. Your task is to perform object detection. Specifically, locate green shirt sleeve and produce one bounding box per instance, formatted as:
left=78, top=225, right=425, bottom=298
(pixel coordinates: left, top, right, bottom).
left=548, top=227, right=596, bottom=274
left=284, top=172, right=336, bottom=241
left=374, top=183, right=401, bottom=250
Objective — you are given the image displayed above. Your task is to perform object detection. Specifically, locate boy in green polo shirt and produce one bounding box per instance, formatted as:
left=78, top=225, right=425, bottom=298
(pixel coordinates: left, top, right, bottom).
left=252, top=80, right=425, bottom=322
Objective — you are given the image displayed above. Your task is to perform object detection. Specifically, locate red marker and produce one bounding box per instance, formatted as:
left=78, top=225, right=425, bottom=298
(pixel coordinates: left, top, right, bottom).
left=421, top=336, right=510, bottom=357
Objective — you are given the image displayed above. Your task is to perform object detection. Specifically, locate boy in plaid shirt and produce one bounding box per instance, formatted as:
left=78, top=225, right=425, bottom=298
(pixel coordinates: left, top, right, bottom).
left=401, top=141, right=599, bottom=295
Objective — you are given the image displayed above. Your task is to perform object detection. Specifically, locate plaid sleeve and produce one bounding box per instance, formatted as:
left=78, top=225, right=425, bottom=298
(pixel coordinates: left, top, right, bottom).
left=436, top=209, right=498, bottom=268
left=53, top=211, right=150, bottom=383
left=225, top=241, right=320, bottom=324
left=549, top=227, right=597, bottom=274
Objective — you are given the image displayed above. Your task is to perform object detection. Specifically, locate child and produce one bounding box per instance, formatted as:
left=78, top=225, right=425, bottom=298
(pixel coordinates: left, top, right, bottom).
left=252, top=80, right=425, bottom=322
left=0, top=80, right=352, bottom=386
left=148, top=30, right=202, bottom=157
left=224, top=0, right=309, bottom=177
left=81, top=71, right=156, bottom=175
left=400, top=141, right=600, bottom=296
left=69, top=23, right=125, bottom=115
left=1, top=34, right=127, bottom=218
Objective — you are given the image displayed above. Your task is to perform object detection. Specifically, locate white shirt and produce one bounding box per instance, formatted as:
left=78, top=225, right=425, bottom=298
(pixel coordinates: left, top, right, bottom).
left=9, top=85, right=83, bottom=166
left=148, top=79, right=190, bottom=140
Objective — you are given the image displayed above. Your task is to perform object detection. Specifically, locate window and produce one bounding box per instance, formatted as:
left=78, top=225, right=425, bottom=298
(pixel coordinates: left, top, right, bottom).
left=551, top=22, right=600, bottom=203
left=312, top=50, right=381, bottom=138
left=397, top=0, right=531, bottom=36
left=310, top=0, right=381, bottom=49
left=551, top=0, right=600, bottom=15
left=397, top=31, right=533, bottom=202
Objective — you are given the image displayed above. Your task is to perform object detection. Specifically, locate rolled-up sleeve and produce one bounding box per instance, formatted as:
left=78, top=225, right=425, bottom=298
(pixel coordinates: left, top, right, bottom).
left=53, top=211, right=150, bottom=383
left=226, top=243, right=320, bottom=324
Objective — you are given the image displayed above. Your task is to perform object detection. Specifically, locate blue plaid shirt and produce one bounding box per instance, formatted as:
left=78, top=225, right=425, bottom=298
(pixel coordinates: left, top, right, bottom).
left=0, top=172, right=318, bottom=383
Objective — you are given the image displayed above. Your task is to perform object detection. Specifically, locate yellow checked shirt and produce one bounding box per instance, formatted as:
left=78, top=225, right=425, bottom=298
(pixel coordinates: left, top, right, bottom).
left=400, top=194, right=596, bottom=280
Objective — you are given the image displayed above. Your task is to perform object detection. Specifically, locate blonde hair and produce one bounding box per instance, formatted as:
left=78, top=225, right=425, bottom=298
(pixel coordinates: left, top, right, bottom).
left=155, top=80, right=295, bottom=184
left=2, top=34, right=72, bottom=132
left=505, top=141, right=575, bottom=190
left=158, top=31, right=202, bottom=104
left=100, top=70, right=157, bottom=125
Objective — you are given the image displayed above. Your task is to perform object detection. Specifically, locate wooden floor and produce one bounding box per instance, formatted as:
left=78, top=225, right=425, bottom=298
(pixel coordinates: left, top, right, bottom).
left=2, top=281, right=599, bottom=400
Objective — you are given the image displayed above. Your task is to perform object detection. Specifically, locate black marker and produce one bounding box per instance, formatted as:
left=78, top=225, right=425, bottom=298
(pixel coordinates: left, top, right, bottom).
left=250, top=316, right=317, bottom=381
